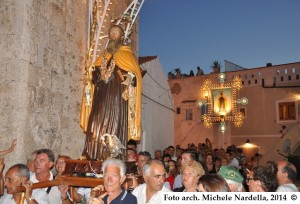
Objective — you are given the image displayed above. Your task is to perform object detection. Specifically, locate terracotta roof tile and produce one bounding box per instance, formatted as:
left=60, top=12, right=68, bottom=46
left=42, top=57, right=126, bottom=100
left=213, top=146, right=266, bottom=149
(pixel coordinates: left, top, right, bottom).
left=139, top=56, right=157, bottom=65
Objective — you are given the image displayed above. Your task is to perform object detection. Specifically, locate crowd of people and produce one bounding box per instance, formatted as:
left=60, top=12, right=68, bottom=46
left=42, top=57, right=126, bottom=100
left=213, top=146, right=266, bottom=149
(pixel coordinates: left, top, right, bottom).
left=1, top=10, right=298, bottom=204
left=1, top=138, right=298, bottom=204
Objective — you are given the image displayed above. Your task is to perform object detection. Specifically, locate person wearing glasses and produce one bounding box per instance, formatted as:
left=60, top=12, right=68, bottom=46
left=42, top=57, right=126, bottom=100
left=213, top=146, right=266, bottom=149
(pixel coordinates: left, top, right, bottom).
left=132, top=160, right=171, bottom=204
left=247, top=165, right=278, bottom=192
left=0, top=163, right=49, bottom=204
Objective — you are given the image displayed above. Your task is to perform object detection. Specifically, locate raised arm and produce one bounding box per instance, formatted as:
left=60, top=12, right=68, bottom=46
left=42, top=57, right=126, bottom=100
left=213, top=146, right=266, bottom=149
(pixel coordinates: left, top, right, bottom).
left=0, top=139, right=17, bottom=157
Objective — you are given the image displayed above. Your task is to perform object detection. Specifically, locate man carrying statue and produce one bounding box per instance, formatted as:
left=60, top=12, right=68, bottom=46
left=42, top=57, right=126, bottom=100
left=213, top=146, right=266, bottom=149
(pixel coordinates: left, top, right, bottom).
left=81, top=25, right=142, bottom=161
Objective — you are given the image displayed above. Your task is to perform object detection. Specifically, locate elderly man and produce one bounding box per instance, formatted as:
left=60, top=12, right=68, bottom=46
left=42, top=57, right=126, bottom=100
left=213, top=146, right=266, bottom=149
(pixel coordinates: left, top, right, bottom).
left=30, top=148, right=69, bottom=203
left=276, top=160, right=299, bottom=192
left=0, top=163, right=49, bottom=204
left=89, top=158, right=137, bottom=204
left=218, top=165, right=244, bottom=192
left=132, top=160, right=171, bottom=204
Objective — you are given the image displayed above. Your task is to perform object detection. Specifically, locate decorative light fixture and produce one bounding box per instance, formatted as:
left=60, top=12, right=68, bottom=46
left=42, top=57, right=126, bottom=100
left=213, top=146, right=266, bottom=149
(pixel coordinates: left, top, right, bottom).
left=197, top=73, right=248, bottom=133
left=196, top=100, right=207, bottom=107
left=237, top=97, right=249, bottom=105
left=218, top=73, right=226, bottom=83
left=219, top=121, right=227, bottom=134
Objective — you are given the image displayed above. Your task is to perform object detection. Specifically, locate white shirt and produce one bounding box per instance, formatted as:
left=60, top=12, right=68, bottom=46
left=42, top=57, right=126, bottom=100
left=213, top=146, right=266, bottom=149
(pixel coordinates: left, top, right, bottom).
left=77, top=187, right=92, bottom=203
left=30, top=172, right=62, bottom=204
left=276, top=183, right=299, bottom=192
left=0, top=189, right=49, bottom=204
left=164, top=182, right=171, bottom=190
left=173, top=174, right=182, bottom=189
left=132, top=183, right=171, bottom=204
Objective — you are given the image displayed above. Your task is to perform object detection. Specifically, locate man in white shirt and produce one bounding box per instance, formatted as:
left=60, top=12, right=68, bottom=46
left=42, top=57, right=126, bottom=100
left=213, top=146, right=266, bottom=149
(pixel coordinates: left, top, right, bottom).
left=132, top=160, right=171, bottom=204
left=0, top=163, right=49, bottom=204
left=276, top=160, right=299, bottom=192
left=30, top=148, right=70, bottom=204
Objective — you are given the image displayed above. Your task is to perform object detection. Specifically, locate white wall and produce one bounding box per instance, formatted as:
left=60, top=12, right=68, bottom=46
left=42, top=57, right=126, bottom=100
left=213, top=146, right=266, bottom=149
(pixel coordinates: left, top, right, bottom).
left=139, top=57, right=174, bottom=157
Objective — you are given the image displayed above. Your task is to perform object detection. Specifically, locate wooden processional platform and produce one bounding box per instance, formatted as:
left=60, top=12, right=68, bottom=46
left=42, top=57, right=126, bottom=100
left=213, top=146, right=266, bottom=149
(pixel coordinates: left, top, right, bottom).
left=15, top=159, right=139, bottom=204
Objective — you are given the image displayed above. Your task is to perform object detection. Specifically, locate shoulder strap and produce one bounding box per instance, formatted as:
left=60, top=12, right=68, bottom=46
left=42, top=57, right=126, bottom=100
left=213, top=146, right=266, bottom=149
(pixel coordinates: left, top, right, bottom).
left=46, top=175, right=56, bottom=194
left=46, top=186, right=52, bottom=194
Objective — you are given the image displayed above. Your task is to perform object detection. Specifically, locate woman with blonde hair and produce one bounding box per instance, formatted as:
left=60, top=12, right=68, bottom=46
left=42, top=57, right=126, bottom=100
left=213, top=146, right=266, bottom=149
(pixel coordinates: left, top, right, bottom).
left=174, top=160, right=205, bottom=192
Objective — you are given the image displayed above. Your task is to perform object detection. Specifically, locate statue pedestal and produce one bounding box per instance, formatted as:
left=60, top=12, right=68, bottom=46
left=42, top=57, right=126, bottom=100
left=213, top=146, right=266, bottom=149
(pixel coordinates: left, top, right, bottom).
left=63, top=159, right=103, bottom=176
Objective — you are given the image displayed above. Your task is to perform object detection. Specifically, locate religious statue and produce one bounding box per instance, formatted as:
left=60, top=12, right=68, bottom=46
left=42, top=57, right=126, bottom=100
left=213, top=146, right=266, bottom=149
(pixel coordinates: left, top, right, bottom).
left=81, top=25, right=142, bottom=160
left=218, top=90, right=227, bottom=115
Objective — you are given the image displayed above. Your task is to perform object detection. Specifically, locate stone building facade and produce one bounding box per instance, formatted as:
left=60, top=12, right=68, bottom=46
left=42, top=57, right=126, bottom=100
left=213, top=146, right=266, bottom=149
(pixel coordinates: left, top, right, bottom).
left=0, top=0, right=136, bottom=170
left=169, top=62, right=300, bottom=161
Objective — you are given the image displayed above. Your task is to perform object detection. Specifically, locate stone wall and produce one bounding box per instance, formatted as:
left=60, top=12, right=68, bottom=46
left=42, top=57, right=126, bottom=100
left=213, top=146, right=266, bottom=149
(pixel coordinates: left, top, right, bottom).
left=0, top=0, right=134, bottom=172
left=0, top=0, right=89, bottom=170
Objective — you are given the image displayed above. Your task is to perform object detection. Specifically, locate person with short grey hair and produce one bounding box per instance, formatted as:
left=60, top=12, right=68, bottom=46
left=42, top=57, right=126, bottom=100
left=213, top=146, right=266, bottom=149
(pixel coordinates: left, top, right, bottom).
left=89, top=158, right=137, bottom=204
left=0, top=163, right=49, bottom=204
left=132, top=160, right=171, bottom=204
left=101, top=158, right=127, bottom=177
left=141, top=162, right=151, bottom=176
left=224, top=178, right=244, bottom=191
left=217, top=165, right=244, bottom=192
left=73, top=157, right=123, bottom=203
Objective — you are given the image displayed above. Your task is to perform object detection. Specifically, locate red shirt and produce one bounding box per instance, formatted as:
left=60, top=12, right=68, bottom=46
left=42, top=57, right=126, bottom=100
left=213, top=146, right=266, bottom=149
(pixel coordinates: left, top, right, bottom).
left=165, top=175, right=175, bottom=190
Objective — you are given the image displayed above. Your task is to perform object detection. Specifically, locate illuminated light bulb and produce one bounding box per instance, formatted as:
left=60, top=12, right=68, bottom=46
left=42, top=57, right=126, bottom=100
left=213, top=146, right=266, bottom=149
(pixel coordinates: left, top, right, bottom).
left=196, top=100, right=207, bottom=107
left=219, top=122, right=227, bottom=133
left=237, top=97, right=248, bottom=105
left=241, top=97, right=248, bottom=105
left=218, top=73, right=226, bottom=83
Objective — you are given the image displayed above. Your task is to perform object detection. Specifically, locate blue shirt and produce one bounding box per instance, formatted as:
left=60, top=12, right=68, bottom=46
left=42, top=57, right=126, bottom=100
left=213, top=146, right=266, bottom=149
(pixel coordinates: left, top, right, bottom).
left=102, top=188, right=137, bottom=204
